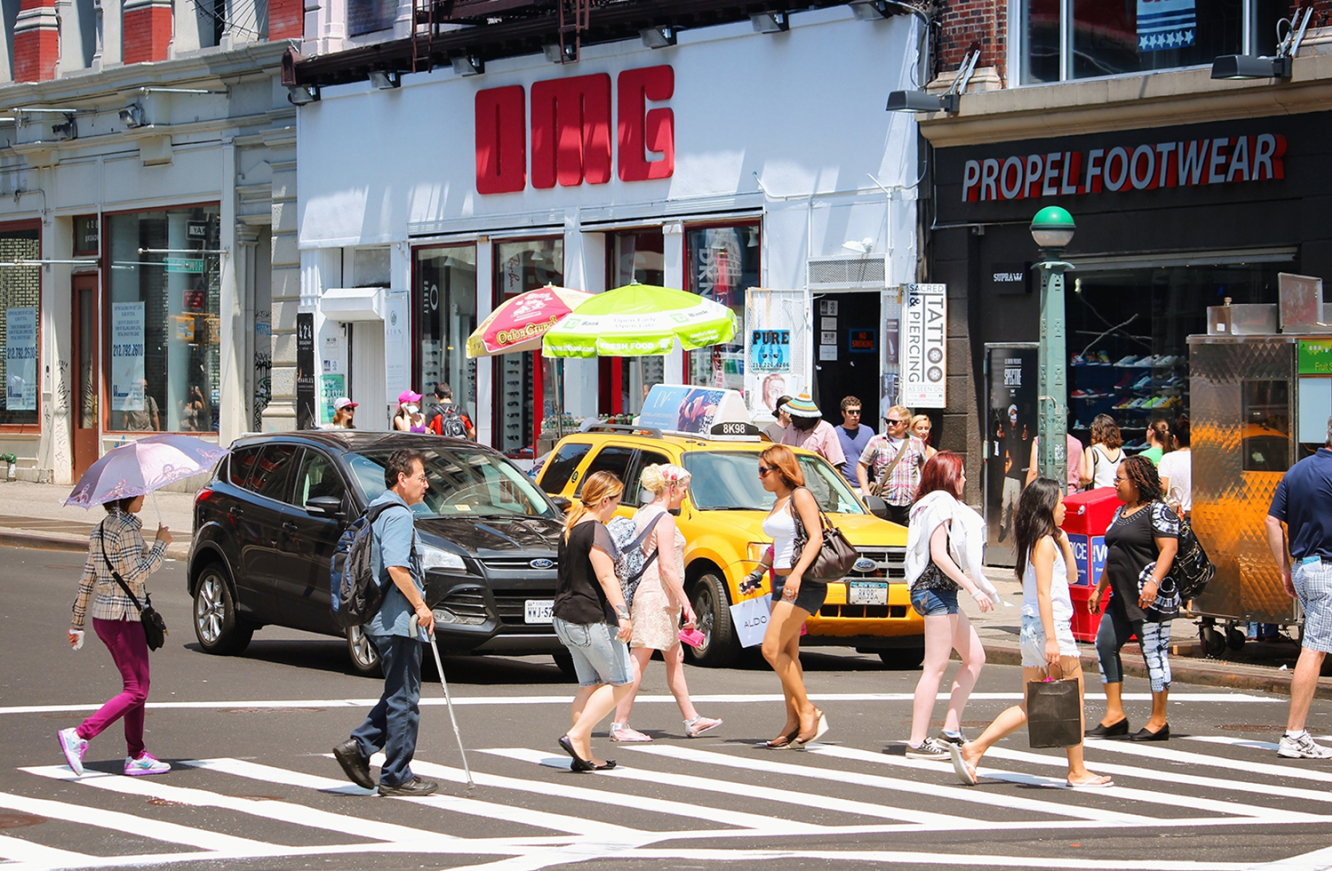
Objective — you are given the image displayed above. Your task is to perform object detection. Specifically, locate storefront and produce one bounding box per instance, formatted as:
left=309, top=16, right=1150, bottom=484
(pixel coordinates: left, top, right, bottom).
left=929, top=109, right=1331, bottom=529
left=295, top=6, right=921, bottom=452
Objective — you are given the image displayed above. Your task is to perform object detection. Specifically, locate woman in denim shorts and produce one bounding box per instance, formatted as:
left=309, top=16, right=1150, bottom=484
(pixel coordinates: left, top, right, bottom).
left=904, top=452, right=995, bottom=760
left=552, top=471, right=635, bottom=772
left=950, top=478, right=1111, bottom=788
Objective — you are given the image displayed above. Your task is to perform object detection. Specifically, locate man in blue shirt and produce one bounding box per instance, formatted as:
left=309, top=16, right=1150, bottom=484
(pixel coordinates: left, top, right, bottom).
left=334, top=449, right=438, bottom=795
left=1266, top=418, right=1332, bottom=760
left=835, top=396, right=872, bottom=489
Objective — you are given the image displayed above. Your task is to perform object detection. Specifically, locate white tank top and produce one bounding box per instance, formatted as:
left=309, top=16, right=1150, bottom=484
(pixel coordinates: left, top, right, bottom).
left=1022, top=540, right=1074, bottom=625
left=1090, top=444, right=1123, bottom=489
left=762, top=498, right=798, bottom=570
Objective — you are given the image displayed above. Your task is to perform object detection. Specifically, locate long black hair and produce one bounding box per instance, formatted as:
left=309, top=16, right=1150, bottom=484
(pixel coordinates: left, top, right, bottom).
left=1015, top=477, right=1063, bottom=581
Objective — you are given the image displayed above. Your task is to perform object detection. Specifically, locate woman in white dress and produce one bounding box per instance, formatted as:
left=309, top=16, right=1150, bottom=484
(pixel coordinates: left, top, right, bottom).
left=610, top=464, right=722, bottom=742
left=1158, top=416, right=1192, bottom=519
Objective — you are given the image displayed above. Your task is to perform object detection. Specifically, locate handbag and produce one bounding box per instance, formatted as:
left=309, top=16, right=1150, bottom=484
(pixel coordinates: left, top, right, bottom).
left=1168, top=516, right=1215, bottom=602
left=791, top=488, right=860, bottom=583
left=1026, top=661, right=1083, bottom=749
left=728, top=593, right=772, bottom=648
left=99, top=520, right=168, bottom=652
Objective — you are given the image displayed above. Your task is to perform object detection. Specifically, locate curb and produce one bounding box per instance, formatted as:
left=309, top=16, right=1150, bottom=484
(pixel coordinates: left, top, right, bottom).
left=0, top=530, right=191, bottom=562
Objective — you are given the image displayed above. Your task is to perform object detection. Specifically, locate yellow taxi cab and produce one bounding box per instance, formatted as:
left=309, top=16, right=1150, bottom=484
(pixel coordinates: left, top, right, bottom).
left=535, top=386, right=924, bottom=668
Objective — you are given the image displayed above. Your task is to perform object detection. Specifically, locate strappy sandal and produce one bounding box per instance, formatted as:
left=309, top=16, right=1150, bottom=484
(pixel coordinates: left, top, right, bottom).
left=684, top=716, right=722, bottom=738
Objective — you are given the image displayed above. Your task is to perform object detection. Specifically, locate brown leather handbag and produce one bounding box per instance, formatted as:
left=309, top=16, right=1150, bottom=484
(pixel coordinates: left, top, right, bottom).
left=790, top=489, right=860, bottom=583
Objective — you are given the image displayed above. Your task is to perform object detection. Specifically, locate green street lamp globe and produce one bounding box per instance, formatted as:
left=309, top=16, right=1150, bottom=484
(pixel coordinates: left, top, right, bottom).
left=1030, top=206, right=1076, bottom=251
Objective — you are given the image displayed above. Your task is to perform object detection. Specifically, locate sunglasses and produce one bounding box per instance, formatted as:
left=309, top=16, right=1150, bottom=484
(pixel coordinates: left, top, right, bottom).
left=758, top=465, right=777, bottom=477
left=885, top=418, right=904, bottom=425
left=846, top=409, right=862, bottom=415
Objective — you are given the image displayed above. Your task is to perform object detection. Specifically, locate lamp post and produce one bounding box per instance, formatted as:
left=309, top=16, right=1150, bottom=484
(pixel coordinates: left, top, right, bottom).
left=1030, top=206, right=1076, bottom=486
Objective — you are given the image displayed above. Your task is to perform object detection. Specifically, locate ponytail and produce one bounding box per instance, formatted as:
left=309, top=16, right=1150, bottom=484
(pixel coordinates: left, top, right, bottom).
left=565, top=470, right=624, bottom=541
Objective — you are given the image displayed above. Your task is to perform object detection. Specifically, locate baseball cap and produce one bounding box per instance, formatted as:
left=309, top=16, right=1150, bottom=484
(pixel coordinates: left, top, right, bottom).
left=333, top=397, right=357, bottom=411
left=398, top=389, right=423, bottom=405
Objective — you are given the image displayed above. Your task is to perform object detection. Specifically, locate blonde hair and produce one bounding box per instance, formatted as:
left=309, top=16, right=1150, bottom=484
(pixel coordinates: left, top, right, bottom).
left=640, top=463, right=691, bottom=496
left=564, top=470, right=623, bottom=541
left=886, top=405, right=912, bottom=423
left=909, top=414, right=931, bottom=432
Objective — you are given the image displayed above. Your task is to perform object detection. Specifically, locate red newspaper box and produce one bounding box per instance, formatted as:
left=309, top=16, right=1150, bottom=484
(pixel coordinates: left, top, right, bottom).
left=1060, top=488, right=1121, bottom=642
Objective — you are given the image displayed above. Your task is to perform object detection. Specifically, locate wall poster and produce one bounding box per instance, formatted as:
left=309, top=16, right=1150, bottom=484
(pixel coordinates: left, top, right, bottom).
left=110, top=302, right=145, bottom=413
left=900, top=283, right=947, bottom=409
left=5, top=306, right=36, bottom=411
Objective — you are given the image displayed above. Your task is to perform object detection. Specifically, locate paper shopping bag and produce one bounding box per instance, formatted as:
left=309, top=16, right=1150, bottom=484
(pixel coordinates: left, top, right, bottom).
left=1026, top=675, right=1083, bottom=749
left=729, top=594, right=773, bottom=648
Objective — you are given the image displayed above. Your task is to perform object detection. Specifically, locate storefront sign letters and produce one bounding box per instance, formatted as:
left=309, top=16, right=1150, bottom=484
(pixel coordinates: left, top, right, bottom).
left=475, top=65, right=675, bottom=194
left=1298, top=340, right=1332, bottom=375
left=961, top=134, right=1286, bottom=202
left=900, top=284, right=946, bottom=409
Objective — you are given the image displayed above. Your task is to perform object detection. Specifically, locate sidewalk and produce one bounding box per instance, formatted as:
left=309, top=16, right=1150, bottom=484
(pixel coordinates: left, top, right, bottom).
left=0, top=480, right=195, bottom=561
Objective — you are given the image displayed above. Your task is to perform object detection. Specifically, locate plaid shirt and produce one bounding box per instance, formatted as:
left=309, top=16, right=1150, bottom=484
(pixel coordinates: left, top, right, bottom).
left=859, top=434, right=927, bottom=506
left=70, top=510, right=167, bottom=628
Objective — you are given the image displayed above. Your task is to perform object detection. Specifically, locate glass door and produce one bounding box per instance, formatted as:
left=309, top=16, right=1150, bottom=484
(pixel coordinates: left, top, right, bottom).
left=493, top=239, right=563, bottom=455
left=609, top=230, right=664, bottom=415
left=71, top=275, right=101, bottom=478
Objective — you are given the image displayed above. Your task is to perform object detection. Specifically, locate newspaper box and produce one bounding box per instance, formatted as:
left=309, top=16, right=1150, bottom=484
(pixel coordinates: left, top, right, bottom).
left=1061, top=488, right=1120, bottom=642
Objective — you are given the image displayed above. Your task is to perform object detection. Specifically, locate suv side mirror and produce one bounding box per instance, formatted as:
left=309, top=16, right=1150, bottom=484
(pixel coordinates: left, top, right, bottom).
left=863, top=494, right=890, bottom=520
left=549, top=495, right=571, bottom=512
left=306, top=496, right=345, bottom=518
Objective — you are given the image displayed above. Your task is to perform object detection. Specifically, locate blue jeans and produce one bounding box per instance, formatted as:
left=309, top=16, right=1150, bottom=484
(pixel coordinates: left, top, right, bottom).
left=552, top=616, right=633, bottom=688
left=352, top=634, right=422, bottom=788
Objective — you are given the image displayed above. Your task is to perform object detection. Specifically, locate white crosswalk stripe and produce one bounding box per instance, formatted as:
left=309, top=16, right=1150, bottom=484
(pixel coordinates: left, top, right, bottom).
left=2, top=730, right=1330, bottom=871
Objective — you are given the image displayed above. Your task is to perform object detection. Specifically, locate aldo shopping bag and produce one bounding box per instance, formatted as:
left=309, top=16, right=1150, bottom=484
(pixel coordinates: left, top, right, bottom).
left=729, top=593, right=773, bottom=648
left=1026, top=663, right=1083, bottom=749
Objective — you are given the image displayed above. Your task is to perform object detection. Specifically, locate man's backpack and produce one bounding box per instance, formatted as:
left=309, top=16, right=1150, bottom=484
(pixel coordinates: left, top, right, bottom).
left=436, top=403, right=467, bottom=439
left=1169, top=516, right=1216, bottom=602
left=606, top=510, right=663, bottom=609
left=330, top=501, right=406, bottom=629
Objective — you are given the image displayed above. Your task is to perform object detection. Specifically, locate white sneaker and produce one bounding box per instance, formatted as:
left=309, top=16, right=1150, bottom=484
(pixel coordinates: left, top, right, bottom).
left=58, top=728, right=88, bottom=776
left=904, top=737, right=951, bottom=760
left=1278, top=732, right=1332, bottom=759
left=124, top=752, right=171, bottom=776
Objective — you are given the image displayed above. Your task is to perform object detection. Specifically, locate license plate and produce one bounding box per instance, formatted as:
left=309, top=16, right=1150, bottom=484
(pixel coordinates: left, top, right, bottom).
left=525, top=600, right=555, bottom=624
left=848, top=582, right=888, bottom=606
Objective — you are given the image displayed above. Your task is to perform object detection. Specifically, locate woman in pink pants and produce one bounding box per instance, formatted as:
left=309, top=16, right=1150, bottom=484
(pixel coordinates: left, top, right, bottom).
left=60, top=495, right=172, bottom=776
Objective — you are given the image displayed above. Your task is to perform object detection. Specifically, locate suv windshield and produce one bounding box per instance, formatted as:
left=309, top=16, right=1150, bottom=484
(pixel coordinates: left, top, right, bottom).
left=683, top=451, right=865, bottom=515
left=346, top=448, right=561, bottom=520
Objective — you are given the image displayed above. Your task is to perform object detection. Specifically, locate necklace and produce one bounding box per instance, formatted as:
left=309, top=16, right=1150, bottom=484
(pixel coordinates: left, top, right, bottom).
left=1121, top=501, right=1149, bottom=518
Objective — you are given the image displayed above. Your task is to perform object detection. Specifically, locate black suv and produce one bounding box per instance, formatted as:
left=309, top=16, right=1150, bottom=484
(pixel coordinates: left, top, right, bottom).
left=187, top=432, right=567, bottom=675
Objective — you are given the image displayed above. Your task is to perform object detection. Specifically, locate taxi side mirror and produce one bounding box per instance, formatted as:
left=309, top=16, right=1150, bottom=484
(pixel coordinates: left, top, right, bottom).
left=863, top=494, right=890, bottom=520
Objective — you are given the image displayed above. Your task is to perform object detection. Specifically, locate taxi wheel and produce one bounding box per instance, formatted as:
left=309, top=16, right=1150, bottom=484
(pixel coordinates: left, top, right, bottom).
left=687, top=572, right=739, bottom=667
left=346, top=626, right=383, bottom=678
left=878, top=646, right=925, bottom=669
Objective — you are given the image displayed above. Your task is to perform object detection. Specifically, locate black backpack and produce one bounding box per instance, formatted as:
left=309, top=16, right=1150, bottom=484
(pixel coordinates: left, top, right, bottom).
left=437, top=403, right=467, bottom=439
left=1169, top=516, right=1216, bottom=602
left=330, top=501, right=407, bottom=629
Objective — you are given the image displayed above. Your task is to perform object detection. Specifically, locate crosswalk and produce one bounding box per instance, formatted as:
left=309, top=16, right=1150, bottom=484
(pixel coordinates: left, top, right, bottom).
left=4, top=710, right=1332, bottom=870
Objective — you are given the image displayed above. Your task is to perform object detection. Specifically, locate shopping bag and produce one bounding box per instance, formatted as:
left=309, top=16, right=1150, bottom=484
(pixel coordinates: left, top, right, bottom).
left=729, top=594, right=773, bottom=648
left=1026, top=663, right=1083, bottom=749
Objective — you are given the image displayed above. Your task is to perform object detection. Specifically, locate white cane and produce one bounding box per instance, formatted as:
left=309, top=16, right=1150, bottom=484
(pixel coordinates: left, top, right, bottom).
left=410, top=615, right=474, bottom=790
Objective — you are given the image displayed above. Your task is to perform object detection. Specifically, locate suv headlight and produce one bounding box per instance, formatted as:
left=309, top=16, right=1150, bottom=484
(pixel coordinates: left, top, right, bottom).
left=420, top=545, right=466, bottom=572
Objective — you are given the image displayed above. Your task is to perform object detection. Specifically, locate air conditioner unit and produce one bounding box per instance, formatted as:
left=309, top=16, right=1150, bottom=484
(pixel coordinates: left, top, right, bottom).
left=807, top=255, right=888, bottom=290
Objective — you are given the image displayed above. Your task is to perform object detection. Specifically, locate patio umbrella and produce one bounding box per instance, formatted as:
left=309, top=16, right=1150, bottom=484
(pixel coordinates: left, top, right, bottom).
left=466, top=284, right=594, bottom=358
left=541, top=283, right=739, bottom=358
left=64, top=433, right=229, bottom=522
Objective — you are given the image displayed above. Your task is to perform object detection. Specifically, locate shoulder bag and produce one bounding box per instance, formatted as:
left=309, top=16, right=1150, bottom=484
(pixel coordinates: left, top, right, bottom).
left=790, top=488, right=860, bottom=583
left=869, top=438, right=916, bottom=499
left=99, top=520, right=168, bottom=651
left=1167, top=515, right=1215, bottom=602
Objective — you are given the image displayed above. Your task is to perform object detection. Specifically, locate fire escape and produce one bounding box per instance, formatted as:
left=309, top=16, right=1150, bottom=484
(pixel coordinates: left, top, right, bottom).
left=411, top=0, right=592, bottom=73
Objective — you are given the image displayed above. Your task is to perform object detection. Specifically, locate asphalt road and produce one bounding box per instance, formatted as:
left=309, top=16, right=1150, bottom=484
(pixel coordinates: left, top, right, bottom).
left=4, top=547, right=1332, bottom=871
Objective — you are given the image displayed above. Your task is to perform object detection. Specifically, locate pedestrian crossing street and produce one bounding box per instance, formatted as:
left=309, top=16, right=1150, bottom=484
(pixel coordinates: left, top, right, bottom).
left=4, top=700, right=1332, bottom=870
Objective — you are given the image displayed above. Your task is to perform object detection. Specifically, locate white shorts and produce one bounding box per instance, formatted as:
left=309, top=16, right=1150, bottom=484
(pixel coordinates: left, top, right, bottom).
left=1019, top=614, right=1079, bottom=668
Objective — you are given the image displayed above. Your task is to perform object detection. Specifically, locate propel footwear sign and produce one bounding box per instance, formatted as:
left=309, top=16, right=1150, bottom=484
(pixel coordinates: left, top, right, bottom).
left=900, top=284, right=946, bottom=409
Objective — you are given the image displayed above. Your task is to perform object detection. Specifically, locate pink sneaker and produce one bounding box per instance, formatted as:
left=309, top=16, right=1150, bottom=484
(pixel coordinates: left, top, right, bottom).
left=124, top=752, right=171, bottom=776
left=58, top=728, right=88, bottom=776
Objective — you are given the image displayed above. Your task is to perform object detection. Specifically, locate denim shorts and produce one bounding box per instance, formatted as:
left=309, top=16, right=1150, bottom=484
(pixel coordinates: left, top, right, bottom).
left=1019, top=614, right=1079, bottom=668
left=911, top=585, right=959, bottom=617
left=552, top=616, right=634, bottom=688
left=1294, top=559, right=1332, bottom=654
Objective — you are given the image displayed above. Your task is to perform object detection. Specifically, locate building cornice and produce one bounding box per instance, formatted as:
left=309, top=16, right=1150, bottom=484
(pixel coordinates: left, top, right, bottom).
left=920, top=52, right=1332, bottom=149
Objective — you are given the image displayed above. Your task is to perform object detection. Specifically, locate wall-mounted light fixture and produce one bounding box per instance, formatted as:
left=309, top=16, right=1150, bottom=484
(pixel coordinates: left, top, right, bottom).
left=286, top=84, right=320, bottom=105
left=368, top=70, right=401, bottom=90
left=119, top=103, right=145, bottom=128
left=1212, top=7, right=1311, bottom=80
left=886, top=48, right=978, bottom=115
left=452, top=54, right=484, bottom=76
left=542, top=42, right=578, bottom=63
left=848, top=0, right=892, bottom=20
left=51, top=115, right=77, bottom=140
left=751, top=11, right=789, bottom=33
left=640, top=26, right=677, bottom=49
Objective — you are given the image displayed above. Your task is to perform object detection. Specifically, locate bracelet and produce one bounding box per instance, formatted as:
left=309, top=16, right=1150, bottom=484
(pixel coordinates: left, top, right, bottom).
left=615, top=607, right=630, bottom=619
left=969, top=588, right=986, bottom=599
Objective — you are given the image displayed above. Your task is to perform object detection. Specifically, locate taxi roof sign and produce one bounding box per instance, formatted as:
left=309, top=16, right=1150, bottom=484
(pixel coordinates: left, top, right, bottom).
left=638, top=384, right=758, bottom=440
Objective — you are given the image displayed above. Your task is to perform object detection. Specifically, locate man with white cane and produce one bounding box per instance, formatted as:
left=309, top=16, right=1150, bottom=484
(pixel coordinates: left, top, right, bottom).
left=412, top=614, right=473, bottom=789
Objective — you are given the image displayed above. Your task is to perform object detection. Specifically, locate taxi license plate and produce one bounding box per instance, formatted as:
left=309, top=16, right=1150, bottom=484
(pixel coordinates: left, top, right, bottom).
left=525, top=600, right=555, bottom=624
left=848, top=582, right=888, bottom=606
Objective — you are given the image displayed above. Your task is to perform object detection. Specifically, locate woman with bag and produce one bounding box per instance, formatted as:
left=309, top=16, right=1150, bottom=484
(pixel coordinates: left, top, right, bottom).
left=552, top=470, right=635, bottom=772
left=949, top=478, right=1112, bottom=788
left=1087, top=455, right=1180, bottom=741
left=609, top=464, right=722, bottom=742
left=1079, top=414, right=1124, bottom=490
left=60, top=496, right=173, bottom=777
left=903, top=452, right=996, bottom=759
left=739, top=445, right=830, bottom=748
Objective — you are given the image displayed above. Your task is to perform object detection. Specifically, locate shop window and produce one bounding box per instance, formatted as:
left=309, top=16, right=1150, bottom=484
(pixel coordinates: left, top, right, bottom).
left=494, top=238, right=563, bottom=454
left=107, top=206, right=221, bottom=433
left=416, top=244, right=477, bottom=425
left=348, top=0, right=396, bottom=35
left=685, top=225, right=758, bottom=395
left=1017, top=0, right=1284, bottom=84
left=0, top=226, right=41, bottom=426
left=72, top=216, right=99, bottom=257
left=610, top=230, right=665, bottom=414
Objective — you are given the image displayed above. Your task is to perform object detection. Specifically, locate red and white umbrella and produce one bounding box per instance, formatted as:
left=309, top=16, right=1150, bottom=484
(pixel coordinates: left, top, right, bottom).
left=466, top=284, right=593, bottom=358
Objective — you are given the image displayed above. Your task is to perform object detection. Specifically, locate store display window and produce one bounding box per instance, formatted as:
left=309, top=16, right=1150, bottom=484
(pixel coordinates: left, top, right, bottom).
left=494, top=238, right=563, bottom=454
left=685, top=224, right=758, bottom=394
left=610, top=230, right=665, bottom=415
left=415, top=244, right=478, bottom=424
left=0, top=223, right=40, bottom=427
left=106, top=206, right=221, bottom=433
left=1018, top=0, right=1283, bottom=84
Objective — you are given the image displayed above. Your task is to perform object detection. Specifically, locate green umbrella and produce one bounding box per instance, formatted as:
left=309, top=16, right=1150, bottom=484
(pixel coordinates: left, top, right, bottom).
left=541, top=283, right=739, bottom=357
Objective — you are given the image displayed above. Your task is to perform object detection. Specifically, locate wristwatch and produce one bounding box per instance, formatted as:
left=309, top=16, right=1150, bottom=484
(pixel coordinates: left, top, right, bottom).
left=615, top=607, right=630, bottom=620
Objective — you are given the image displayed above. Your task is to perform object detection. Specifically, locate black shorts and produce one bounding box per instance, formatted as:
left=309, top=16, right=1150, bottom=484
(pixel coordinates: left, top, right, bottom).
left=772, top=577, right=827, bottom=615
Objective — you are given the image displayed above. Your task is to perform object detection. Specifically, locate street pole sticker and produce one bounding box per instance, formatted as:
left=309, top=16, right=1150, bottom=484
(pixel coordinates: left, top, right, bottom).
left=900, top=284, right=947, bottom=408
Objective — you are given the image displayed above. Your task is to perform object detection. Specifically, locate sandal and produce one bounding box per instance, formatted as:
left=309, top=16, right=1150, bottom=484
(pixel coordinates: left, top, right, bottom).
left=610, top=723, right=652, bottom=743
left=1067, top=775, right=1113, bottom=788
left=684, top=716, right=722, bottom=738
left=948, top=742, right=978, bottom=786
left=764, top=727, right=799, bottom=749
left=792, top=709, right=828, bottom=749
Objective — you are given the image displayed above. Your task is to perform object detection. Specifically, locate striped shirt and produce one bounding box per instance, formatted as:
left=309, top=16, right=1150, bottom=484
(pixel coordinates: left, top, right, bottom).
left=70, top=510, right=168, bottom=628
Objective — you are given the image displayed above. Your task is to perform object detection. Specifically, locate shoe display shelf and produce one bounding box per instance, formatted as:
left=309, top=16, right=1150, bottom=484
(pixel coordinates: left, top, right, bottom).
left=1069, top=352, right=1187, bottom=440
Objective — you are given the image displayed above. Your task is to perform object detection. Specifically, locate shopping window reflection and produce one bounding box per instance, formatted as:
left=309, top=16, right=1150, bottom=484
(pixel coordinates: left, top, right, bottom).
left=611, top=230, right=665, bottom=414
left=686, top=225, right=757, bottom=394
left=416, top=244, right=477, bottom=427
left=494, top=239, right=563, bottom=454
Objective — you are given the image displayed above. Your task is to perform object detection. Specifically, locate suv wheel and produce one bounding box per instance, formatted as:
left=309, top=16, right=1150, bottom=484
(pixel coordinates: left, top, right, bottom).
left=346, top=626, right=383, bottom=677
left=878, top=646, right=925, bottom=669
left=193, top=564, right=254, bottom=656
left=551, top=652, right=578, bottom=680
left=686, top=572, right=739, bottom=667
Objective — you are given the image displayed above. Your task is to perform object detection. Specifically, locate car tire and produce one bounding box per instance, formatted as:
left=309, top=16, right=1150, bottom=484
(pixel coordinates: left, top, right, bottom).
left=878, top=646, right=925, bottom=669
left=346, top=625, right=383, bottom=678
left=552, top=652, right=578, bottom=680
left=192, top=564, right=254, bottom=656
left=686, top=572, right=739, bottom=667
